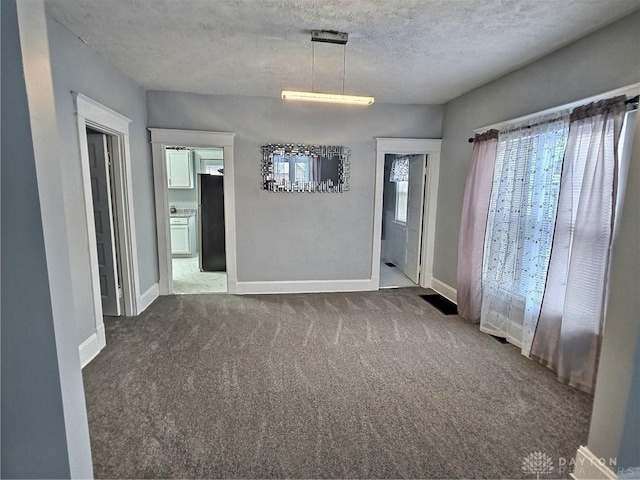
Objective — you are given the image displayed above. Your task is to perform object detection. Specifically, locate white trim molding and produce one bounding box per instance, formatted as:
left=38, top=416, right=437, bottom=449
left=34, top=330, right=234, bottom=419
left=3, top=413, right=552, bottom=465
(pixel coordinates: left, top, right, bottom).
left=236, top=279, right=377, bottom=295
left=373, top=138, right=442, bottom=291
left=430, top=278, right=458, bottom=304
left=74, top=93, right=142, bottom=364
left=571, top=446, right=618, bottom=480
left=149, top=128, right=238, bottom=295
left=78, top=324, right=106, bottom=369
left=138, top=283, right=160, bottom=313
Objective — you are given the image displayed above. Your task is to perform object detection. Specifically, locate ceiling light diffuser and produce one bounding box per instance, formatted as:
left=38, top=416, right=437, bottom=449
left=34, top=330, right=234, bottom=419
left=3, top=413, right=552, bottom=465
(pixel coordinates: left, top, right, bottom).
left=282, top=91, right=374, bottom=106
left=282, top=30, right=374, bottom=106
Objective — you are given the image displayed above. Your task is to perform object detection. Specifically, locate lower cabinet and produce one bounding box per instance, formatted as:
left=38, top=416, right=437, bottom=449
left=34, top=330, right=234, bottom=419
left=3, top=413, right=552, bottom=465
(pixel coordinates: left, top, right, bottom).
left=170, top=217, right=191, bottom=255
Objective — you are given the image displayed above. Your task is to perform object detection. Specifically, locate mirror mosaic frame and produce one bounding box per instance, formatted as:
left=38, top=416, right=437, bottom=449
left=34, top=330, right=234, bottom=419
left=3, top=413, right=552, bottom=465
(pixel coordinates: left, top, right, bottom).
left=261, top=144, right=350, bottom=193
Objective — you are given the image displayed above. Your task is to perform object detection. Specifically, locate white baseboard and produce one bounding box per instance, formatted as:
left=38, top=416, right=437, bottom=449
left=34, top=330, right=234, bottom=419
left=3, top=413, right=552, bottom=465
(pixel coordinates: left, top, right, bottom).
left=571, top=446, right=617, bottom=480
left=429, top=277, right=457, bottom=304
left=235, top=278, right=377, bottom=295
left=137, top=282, right=159, bottom=313
left=78, top=323, right=106, bottom=368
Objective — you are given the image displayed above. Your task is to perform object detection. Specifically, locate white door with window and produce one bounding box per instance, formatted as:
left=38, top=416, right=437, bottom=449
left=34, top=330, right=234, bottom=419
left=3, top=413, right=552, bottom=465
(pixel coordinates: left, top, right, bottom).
left=403, top=155, right=427, bottom=283
left=87, top=132, right=121, bottom=317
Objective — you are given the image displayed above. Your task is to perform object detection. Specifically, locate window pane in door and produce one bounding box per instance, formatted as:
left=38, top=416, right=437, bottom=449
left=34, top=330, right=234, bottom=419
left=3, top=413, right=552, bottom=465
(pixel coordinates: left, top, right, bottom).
left=396, top=180, right=408, bottom=223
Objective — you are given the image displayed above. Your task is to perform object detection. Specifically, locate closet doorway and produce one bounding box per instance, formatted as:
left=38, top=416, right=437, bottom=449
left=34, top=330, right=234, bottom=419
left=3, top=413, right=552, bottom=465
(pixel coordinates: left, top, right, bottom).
left=86, top=127, right=122, bottom=314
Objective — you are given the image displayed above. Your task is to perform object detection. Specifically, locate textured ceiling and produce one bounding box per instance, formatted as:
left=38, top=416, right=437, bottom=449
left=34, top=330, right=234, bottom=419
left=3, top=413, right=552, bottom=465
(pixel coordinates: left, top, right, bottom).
left=45, top=0, right=639, bottom=104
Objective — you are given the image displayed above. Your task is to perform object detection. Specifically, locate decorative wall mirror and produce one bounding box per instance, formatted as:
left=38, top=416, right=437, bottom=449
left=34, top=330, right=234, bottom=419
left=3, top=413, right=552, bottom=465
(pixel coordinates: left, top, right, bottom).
left=261, top=144, right=350, bottom=192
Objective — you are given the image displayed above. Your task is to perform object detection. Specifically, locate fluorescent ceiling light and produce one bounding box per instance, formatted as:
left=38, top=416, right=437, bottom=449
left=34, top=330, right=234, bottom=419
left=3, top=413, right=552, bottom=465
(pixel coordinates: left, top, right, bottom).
left=282, top=90, right=374, bottom=106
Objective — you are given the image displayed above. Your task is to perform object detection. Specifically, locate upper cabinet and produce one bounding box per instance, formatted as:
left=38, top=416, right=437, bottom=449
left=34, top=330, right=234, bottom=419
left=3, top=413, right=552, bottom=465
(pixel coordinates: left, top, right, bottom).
left=167, top=149, right=193, bottom=189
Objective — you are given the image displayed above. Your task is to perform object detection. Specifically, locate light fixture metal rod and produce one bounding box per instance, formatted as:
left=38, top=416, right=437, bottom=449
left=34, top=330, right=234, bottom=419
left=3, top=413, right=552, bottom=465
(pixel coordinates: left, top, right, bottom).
left=312, top=40, right=315, bottom=93
left=342, top=43, right=346, bottom=95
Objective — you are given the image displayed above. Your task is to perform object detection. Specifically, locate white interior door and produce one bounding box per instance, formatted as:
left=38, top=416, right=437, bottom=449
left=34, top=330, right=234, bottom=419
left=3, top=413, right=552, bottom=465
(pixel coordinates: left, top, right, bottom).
left=403, top=155, right=427, bottom=283
left=87, top=132, right=121, bottom=316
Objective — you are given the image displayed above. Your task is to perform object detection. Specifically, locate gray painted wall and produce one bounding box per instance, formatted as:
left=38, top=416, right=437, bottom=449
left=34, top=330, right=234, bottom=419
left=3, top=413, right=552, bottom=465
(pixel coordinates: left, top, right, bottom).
left=2, top=0, right=75, bottom=475
left=147, top=92, right=442, bottom=282
left=436, top=11, right=640, bottom=288
left=618, top=341, right=640, bottom=471
left=46, top=15, right=158, bottom=340
left=588, top=115, right=640, bottom=469
left=168, top=187, right=197, bottom=209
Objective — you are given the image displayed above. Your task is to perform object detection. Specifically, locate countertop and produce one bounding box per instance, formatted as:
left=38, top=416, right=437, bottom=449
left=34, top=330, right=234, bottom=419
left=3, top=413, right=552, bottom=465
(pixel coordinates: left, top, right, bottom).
left=169, top=208, right=197, bottom=218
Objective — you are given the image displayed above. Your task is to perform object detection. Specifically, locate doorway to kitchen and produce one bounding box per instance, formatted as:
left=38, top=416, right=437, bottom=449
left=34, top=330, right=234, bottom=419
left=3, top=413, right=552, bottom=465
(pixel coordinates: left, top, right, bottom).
left=150, top=129, right=238, bottom=296
left=166, top=146, right=227, bottom=294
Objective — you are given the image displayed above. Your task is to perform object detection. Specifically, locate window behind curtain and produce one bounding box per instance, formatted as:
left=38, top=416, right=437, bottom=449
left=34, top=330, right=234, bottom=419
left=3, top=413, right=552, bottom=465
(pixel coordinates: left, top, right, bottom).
left=481, top=115, right=570, bottom=353
left=395, top=181, right=408, bottom=223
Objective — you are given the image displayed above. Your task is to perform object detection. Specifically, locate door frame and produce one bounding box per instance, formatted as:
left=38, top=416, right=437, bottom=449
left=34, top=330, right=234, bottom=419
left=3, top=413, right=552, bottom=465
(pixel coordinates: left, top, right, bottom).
left=149, top=128, right=237, bottom=295
left=373, top=138, right=442, bottom=290
left=74, top=93, right=142, bottom=357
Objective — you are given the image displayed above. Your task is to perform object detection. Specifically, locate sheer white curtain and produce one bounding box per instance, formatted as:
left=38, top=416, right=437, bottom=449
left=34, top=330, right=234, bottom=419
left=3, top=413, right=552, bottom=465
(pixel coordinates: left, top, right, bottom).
left=457, top=130, right=498, bottom=323
left=480, top=115, right=569, bottom=354
left=389, top=156, right=409, bottom=182
left=530, top=97, right=627, bottom=393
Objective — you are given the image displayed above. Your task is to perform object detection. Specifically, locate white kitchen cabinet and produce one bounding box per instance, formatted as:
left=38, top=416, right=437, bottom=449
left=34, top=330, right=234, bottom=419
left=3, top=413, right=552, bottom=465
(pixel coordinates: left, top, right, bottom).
left=166, top=149, right=193, bottom=189
left=170, top=217, right=191, bottom=255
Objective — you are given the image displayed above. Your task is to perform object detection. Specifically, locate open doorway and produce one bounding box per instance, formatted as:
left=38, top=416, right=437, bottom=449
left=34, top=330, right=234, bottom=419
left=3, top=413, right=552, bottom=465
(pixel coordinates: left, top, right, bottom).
left=372, top=138, right=441, bottom=292
left=166, top=146, right=227, bottom=294
left=150, top=129, right=237, bottom=296
left=380, top=153, right=427, bottom=288
left=86, top=127, right=123, bottom=315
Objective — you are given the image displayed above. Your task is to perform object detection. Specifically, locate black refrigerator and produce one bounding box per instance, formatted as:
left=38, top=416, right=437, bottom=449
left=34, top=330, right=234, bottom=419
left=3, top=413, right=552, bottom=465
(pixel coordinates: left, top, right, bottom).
left=198, top=174, right=226, bottom=271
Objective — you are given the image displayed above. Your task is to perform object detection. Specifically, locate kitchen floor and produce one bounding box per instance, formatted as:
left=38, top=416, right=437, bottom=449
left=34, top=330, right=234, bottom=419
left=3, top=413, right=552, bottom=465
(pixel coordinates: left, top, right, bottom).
left=172, top=256, right=227, bottom=294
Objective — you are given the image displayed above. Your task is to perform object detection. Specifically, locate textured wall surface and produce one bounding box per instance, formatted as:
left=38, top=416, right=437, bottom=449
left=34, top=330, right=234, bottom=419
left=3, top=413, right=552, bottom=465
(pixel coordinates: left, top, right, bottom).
left=147, top=92, right=442, bottom=282
left=435, top=11, right=640, bottom=288
left=47, top=16, right=157, bottom=340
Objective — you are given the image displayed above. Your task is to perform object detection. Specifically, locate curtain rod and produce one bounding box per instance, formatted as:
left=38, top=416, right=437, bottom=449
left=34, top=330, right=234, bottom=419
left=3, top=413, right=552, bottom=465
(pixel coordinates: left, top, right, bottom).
left=467, top=101, right=638, bottom=143
left=467, top=97, right=638, bottom=143
left=469, top=95, right=640, bottom=143
left=469, top=83, right=640, bottom=142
